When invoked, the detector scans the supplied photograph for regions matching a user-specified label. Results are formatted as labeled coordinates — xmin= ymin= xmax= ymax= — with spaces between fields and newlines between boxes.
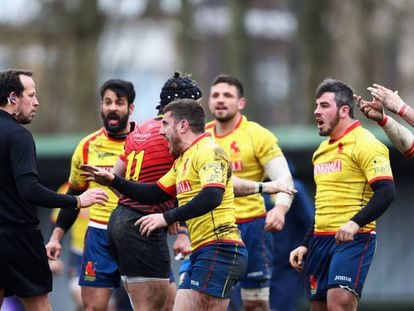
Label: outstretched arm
xmin=16 ymin=173 xmax=108 ymax=209
xmin=367 ymin=83 xmax=414 ymax=126
xmin=81 ymin=164 xmax=172 ymax=204
xmin=356 ymin=95 xmax=414 ymax=157
xmin=232 ymin=175 xmax=297 ymax=197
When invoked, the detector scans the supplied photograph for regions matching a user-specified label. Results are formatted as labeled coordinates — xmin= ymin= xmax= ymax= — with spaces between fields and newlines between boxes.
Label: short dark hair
xmin=211 ymin=74 xmax=244 ymax=97
xmin=315 ymin=78 xmax=355 ymax=118
xmin=0 ymin=69 xmax=33 ymax=107
xmin=158 ymin=72 xmax=202 ymax=113
xmin=163 ymin=98 xmax=205 ymax=134
xmin=100 ymin=79 xmax=135 ymax=105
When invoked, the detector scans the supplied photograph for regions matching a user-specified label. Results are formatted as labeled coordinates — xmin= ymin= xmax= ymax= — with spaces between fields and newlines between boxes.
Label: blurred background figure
xmin=228 ymin=161 xmax=314 ymax=311
xmin=267 ymin=162 xmax=314 ymax=311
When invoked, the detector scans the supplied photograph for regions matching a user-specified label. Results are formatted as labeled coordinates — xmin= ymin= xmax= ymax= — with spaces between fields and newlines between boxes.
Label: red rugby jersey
xmin=119 ymin=117 xmax=175 ymax=213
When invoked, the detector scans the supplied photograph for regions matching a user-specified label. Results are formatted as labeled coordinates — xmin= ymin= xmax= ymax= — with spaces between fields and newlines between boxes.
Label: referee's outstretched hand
xmin=78 ymin=188 xmax=108 ymax=208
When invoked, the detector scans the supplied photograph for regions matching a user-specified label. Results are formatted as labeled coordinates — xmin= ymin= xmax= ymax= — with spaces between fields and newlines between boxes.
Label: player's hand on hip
xmin=289 ymin=246 xmax=308 ymax=272
xmin=135 ymin=213 xmax=168 ymax=237
xmin=335 ymin=220 xmax=360 ymax=244
xmin=81 ymin=164 xmax=115 ymax=186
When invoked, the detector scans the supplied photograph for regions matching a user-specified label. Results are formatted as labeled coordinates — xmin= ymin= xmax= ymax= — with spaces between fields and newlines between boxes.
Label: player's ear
xmin=238 ymin=98 xmax=246 ymax=110
xmin=8 ymin=92 xmax=17 ymax=104
xmin=128 ymin=103 xmax=135 ymax=115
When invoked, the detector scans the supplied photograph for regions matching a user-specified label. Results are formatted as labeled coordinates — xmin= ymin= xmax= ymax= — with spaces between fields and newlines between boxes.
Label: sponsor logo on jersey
xmin=177 ymin=180 xmax=192 ymax=193
xmin=231 ymin=160 xmax=243 ymax=171
xmin=314 ymin=160 xmax=342 ymax=175
xmin=133 ymin=132 xmax=152 ymax=140
xmin=97 ymin=152 xmax=117 ymax=159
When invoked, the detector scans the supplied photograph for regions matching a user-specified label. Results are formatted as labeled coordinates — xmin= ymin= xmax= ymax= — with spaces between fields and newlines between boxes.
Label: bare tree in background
xmin=0 ymin=0 xmax=104 ymax=133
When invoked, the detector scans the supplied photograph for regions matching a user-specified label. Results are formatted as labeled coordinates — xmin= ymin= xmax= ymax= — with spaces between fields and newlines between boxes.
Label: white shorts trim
xmin=121 ymin=275 xmax=169 ymax=283
xmin=88 ymin=220 xmax=108 ymax=230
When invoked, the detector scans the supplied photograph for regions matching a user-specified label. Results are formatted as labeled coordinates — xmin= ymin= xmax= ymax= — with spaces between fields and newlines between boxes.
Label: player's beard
xmin=168 ymin=128 xmax=182 ymax=157
xmin=319 ymin=111 xmax=340 ymax=137
xmin=102 ymin=111 xmax=129 ymax=133
xmin=213 ymin=110 xmax=237 ymax=123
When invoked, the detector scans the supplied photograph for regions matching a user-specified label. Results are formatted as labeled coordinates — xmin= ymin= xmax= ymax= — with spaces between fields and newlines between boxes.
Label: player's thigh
xmin=81 ymin=286 xmax=113 ymax=310
xmin=193 ymin=290 xmax=230 ymax=311
xmin=327 ymin=287 xmax=358 ymax=311
xmin=21 ymin=294 xmax=52 ymax=311
xmin=126 ymin=279 xmax=169 ymax=311
xmin=328 ymin=233 xmax=376 ymax=299
xmin=238 ymin=218 xmax=272 ymax=287
xmin=173 ymin=289 xmax=193 ymax=311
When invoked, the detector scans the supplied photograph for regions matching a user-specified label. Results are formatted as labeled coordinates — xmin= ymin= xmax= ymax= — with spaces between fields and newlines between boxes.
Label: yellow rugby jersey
xmin=51 ymin=183 xmax=88 ymax=254
xmin=157 ymin=133 xmax=242 ymax=251
xmin=206 ymin=115 xmax=282 ymax=221
xmin=313 ymin=121 xmax=393 ymax=233
xmin=69 ymin=128 xmax=126 ymax=225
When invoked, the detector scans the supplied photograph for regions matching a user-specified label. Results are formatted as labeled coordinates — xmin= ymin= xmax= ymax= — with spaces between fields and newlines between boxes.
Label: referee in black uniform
xmin=0 ymin=69 xmax=107 ymax=310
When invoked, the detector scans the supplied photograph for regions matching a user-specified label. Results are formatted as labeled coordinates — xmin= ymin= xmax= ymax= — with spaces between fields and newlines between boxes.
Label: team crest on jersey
xmin=230 ymin=141 xmax=240 ymax=153
xmin=314 ymin=160 xmax=342 ymax=175
xmin=177 ymin=180 xmax=192 ymax=193
xmin=84 ymin=261 xmax=97 ymax=281
xmin=310 ymin=275 xmax=318 ymax=295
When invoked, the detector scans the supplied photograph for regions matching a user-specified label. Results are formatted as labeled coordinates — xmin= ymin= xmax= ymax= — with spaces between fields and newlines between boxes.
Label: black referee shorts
xmin=0 ymin=226 xmax=52 ymax=298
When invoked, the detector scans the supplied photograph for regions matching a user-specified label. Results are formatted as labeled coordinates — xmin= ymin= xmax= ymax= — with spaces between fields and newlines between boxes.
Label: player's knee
xmin=327 ymin=286 xmax=358 ymax=311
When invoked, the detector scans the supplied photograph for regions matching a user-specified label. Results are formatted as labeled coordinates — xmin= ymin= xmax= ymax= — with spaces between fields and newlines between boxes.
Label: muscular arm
xmin=110 ymin=174 xmax=172 ymax=204
xmin=350 ymin=179 xmax=396 ymax=227
xmin=232 ymin=176 xmax=259 ymax=196
xmin=264 ymin=156 xmax=295 ymax=209
xmin=380 ymin=115 xmax=414 ymax=157
xmin=16 ymin=173 xmax=77 ymax=209
xmin=163 ymin=187 xmax=224 ymax=224
xmin=367 ymin=83 xmax=414 ymax=126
